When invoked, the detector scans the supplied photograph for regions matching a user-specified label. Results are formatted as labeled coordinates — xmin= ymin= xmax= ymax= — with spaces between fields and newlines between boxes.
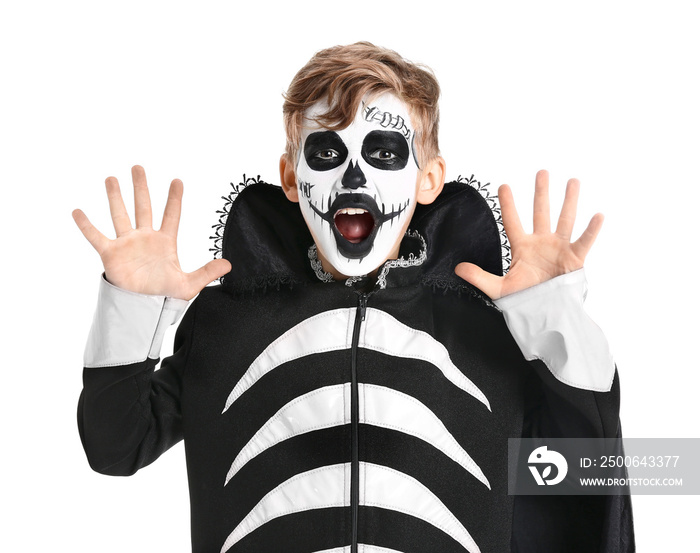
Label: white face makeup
xmin=296 ymin=93 xmax=420 ymax=277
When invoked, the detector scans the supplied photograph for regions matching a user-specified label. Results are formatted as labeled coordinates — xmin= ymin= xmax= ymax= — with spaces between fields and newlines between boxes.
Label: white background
xmin=1 ymin=1 xmax=698 ymax=550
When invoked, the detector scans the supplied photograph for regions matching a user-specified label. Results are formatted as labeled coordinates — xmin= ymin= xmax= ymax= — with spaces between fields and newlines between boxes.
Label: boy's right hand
xmin=72 ymin=165 xmax=231 ymax=300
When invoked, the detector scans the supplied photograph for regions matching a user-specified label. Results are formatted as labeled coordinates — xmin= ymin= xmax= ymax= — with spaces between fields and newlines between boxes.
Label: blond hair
xmin=283 ymin=42 xmax=440 ymax=168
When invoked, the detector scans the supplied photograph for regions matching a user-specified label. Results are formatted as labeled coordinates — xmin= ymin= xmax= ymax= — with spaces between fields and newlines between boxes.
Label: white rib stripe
xmin=361 ymin=463 xmax=481 ymax=553
xmin=225 ymin=384 xmax=489 ymax=489
xmin=359 ymin=547 xmax=405 ymax=553
xmin=222 ymin=308 xmax=489 ymax=413
xmin=312 ymin=546 xmax=405 ymax=553
xmin=220 ymin=463 xmax=480 ymax=553
xmin=224 ymin=384 xmax=350 ymax=485
xmin=220 ymin=463 xmax=350 ymax=553
xmin=361 ymin=384 xmax=490 ymax=489
xmin=360 ymin=309 xmax=490 ymax=411
xmin=222 ymin=309 xmax=355 ymax=413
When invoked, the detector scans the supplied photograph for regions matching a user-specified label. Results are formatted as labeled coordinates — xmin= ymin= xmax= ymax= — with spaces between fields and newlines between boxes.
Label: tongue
xmin=334 ymin=212 xmax=375 ymax=243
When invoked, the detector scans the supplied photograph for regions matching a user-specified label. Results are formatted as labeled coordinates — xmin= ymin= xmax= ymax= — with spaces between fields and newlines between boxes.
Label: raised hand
xmin=455 ymin=170 xmax=603 ymax=300
xmin=72 ymin=165 xmax=231 ymax=300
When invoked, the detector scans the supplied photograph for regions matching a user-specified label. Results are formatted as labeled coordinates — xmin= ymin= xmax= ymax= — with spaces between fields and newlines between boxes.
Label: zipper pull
xmin=359 ymin=294 xmax=368 ymax=321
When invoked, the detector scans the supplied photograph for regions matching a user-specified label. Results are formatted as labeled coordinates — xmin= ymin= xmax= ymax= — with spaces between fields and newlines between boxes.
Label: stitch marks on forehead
xmin=363 ymin=103 xmax=412 ymax=140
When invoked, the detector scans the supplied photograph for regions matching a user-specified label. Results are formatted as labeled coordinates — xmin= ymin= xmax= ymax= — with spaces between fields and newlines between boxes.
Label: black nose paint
xmin=342 ymin=160 xmax=367 ymax=189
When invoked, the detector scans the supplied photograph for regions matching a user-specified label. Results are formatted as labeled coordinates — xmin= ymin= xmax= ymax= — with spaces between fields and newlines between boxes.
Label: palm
xmin=73 ymin=165 xmax=231 ymax=300
xmin=455 ymin=170 xmax=603 ymax=300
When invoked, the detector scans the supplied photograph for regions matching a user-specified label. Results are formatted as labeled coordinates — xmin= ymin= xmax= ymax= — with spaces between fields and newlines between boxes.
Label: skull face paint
xmin=296 ymin=94 xmax=420 ymax=277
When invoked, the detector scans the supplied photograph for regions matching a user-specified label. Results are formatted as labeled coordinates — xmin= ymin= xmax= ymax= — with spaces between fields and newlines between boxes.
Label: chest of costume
xmin=178 ymin=281 xmax=529 ymax=553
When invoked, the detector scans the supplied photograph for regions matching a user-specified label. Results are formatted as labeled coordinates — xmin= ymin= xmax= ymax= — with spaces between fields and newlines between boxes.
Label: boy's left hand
xmin=455 ymin=169 xmax=603 ymax=300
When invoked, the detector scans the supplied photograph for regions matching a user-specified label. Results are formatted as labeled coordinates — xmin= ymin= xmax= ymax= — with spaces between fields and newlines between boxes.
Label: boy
xmin=74 ymin=43 xmax=633 ymax=552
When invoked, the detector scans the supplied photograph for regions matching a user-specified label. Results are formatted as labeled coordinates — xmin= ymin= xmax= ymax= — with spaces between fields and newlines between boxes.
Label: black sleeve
xmin=512 ymin=362 xmax=636 ymax=553
xmin=522 ymin=359 xmax=621 ymax=440
xmin=77 ymin=300 xmax=197 ymax=476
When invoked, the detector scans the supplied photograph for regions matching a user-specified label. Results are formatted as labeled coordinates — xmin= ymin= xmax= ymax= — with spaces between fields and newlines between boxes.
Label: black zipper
xmin=350 ymin=292 xmax=368 ymax=553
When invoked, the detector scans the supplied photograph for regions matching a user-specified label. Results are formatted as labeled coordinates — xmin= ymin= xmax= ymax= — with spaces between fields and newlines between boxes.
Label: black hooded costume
xmin=79 ymin=177 xmax=634 ymax=553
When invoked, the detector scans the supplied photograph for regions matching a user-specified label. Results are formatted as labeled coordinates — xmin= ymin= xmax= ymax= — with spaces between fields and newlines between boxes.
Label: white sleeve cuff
xmin=493 ymin=269 xmax=615 ymax=392
xmin=83 ymin=276 xmax=189 ymax=368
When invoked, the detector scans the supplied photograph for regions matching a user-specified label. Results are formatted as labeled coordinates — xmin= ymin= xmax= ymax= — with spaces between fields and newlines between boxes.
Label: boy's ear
xmin=416 ymin=156 xmax=446 ymax=205
xmin=279 ymin=154 xmax=299 ymax=203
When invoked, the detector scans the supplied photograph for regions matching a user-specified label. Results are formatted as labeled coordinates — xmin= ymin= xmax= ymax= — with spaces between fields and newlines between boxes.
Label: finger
xmin=498 ymin=184 xmax=525 ymax=242
xmin=455 ymin=262 xmax=503 ymax=299
xmin=184 ymin=258 xmax=233 ymax=300
xmin=132 ymin=165 xmax=153 ymax=229
xmin=105 ymin=176 xmax=132 ymax=236
xmin=72 ymin=209 xmax=109 ymax=254
xmin=572 ymin=213 xmax=604 ymax=260
xmin=533 ymin=169 xmax=550 ymax=234
xmin=555 ymin=178 xmax=580 ymax=240
xmin=160 ymin=178 xmax=183 ymax=237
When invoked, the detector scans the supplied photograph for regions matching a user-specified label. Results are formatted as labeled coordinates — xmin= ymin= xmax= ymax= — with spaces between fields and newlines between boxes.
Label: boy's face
xmin=295 ymin=93 xmax=421 ymax=278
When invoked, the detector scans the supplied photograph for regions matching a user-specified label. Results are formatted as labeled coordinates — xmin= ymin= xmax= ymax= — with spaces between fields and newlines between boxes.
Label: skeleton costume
xmin=79 ymin=179 xmax=633 ymax=553
xmin=78 ymin=96 xmax=633 ymax=553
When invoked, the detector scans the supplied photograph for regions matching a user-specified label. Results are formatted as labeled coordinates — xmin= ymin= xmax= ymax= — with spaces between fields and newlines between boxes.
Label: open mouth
xmin=334 ymin=208 xmax=375 ymax=243
xmin=308 ymin=193 xmax=409 ymax=260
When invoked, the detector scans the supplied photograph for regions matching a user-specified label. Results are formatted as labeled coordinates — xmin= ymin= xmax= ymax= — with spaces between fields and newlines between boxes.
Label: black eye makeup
xmin=304 ymin=131 xmax=348 ymax=171
xmin=361 ymin=130 xmax=409 ymax=171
